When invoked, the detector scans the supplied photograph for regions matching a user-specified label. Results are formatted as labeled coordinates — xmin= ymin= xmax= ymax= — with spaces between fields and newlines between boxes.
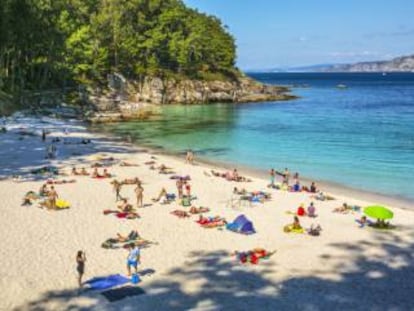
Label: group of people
xmin=269 ymin=168 xmax=318 ymax=193
xmin=38 ymin=183 xmax=59 ymax=209
xmin=71 ymin=167 xmax=89 ymax=176
xmin=112 ymin=178 xmax=144 ymax=209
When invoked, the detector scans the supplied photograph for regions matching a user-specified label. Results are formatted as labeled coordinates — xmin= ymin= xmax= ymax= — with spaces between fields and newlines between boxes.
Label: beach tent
xmin=227 ymin=214 xmax=256 ymax=235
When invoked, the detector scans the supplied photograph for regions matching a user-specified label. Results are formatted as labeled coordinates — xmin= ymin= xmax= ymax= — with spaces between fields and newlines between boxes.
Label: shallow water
xmin=93 ymin=73 xmax=414 ymax=202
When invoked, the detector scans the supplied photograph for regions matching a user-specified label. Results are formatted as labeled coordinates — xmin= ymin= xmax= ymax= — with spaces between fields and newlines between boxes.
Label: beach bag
xmin=182 ymin=197 xmax=191 ymax=206
xmin=131 ymin=273 xmax=140 ymax=284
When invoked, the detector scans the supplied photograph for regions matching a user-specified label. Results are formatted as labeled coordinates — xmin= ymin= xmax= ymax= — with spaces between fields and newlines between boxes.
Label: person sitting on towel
xmin=297 ymin=204 xmax=306 ymax=216
xmin=307 ymin=202 xmax=316 ymax=217
xmin=292 ymin=216 xmax=302 ymax=230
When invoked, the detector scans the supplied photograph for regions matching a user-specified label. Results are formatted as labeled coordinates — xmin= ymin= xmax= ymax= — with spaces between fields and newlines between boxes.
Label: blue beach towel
xmin=84 ymin=274 xmax=130 ymax=290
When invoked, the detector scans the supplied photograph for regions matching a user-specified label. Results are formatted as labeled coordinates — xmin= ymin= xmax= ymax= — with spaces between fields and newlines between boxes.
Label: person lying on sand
xmin=307 ymin=224 xmax=322 ymax=236
xmin=46 ymin=179 xmax=76 ymax=185
xmin=171 ymin=210 xmax=190 ymax=218
xmin=312 ymin=191 xmax=335 ymax=201
xmin=121 ymin=177 xmax=141 ymax=185
xmin=157 ymin=164 xmax=174 ymax=174
xmin=197 ymin=215 xmax=227 ymax=226
xmin=117 ymin=230 xmax=140 ymax=242
xmin=211 ymin=169 xmax=251 ymax=182
xmin=232 ymin=248 xmax=276 ymax=264
xmin=333 ymin=203 xmax=352 ymax=214
xmin=120 ymin=161 xmax=139 ymax=167
xmin=189 ymin=206 xmax=210 ymax=214
xmin=117 ymin=199 xmax=133 ymax=212
xmin=233 ymin=187 xmax=247 ymax=195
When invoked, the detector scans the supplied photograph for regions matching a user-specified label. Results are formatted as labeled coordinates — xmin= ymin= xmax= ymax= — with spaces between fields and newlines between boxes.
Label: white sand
xmin=0 ymin=116 xmax=413 ymax=311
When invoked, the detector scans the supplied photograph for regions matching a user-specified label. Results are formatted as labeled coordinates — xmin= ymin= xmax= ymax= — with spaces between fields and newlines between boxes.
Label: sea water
xmin=93 ymin=73 xmax=414 ymax=201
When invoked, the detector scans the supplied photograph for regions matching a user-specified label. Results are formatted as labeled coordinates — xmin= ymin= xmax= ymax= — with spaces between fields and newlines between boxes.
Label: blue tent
xmin=226 ymin=214 xmax=256 ymax=235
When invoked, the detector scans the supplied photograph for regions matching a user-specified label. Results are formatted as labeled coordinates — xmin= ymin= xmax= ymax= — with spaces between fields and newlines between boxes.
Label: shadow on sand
xmin=14 ymin=226 xmax=414 ymax=311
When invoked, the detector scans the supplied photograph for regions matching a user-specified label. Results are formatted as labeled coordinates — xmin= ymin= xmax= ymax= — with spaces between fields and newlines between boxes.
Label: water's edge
xmin=89 ymin=125 xmax=413 ymax=211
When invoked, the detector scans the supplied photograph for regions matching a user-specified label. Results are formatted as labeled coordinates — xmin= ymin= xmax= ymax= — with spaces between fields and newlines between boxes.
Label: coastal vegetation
xmin=0 ymin=0 xmax=238 ymax=107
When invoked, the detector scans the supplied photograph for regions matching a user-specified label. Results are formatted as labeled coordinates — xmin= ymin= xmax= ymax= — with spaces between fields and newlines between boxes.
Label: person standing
xmin=176 ymin=178 xmax=184 ymax=199
xmin=76 ymin=250 xmax=86 ymax=287
xmin=42 ymin=129 xmax=46 ymax=142
xmin=113 ymin=180 xmax=123 ymax=201
xmin=269 ymin=168 xmax=276 ymax=187
xmin=48 ymin=186 xmax=59 ymax=209
xmin=283 ymin=168 xmax=290 ymax=186
xmin=135 ymin=184 xmax=144 ymax=208
xmin=126 ymin=243 xmax=140 ymax=276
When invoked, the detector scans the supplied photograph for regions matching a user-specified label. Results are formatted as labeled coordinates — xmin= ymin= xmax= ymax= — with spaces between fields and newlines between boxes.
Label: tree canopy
xmin=0 ymin=0 xmax=237 ymax=98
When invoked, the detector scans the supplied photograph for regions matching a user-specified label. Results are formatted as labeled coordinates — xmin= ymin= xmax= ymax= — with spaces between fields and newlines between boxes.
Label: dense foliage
xmin=0 ymin=0 xmax=237 ymax=97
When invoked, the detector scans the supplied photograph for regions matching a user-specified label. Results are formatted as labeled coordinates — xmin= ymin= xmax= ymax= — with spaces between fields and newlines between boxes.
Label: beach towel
xmin=226 ymin=214 xmax=256 ymax=235
xmin=283 ymin=225 xmax=304 ymax=234
xmin=84 ymin=274 xmax=130 ymax=290
xmin=103 ymin=210 xmax=140 ymax=219
xmin=101 ymin=286 xmax=145 ymax=302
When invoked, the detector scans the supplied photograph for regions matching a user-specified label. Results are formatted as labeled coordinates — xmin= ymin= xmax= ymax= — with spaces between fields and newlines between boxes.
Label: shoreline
xmin=89 ymin=126 xmax=413 ymax=211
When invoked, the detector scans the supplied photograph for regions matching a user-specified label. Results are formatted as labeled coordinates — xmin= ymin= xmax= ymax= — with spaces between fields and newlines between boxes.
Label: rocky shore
xmin=87 ymin=75 xmax=296 ymax=123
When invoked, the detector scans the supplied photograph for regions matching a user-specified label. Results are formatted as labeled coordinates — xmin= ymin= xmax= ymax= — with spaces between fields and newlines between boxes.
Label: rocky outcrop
xmin=132 ymin=76 xmax=294 ymax=105
xmin=86 ymin=75 xmax=296 ymax=123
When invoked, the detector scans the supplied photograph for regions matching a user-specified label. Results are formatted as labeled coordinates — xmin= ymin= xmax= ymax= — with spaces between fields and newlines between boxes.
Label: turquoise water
xmin=93 ymin=73 xmax=414 ymax=201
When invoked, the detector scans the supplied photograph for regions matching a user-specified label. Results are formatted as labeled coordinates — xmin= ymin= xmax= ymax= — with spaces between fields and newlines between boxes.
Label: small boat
xmin=336 ymin=84 xmax=347 ymax=89
xmin=382 ymin=72 xmax=387 ymax=76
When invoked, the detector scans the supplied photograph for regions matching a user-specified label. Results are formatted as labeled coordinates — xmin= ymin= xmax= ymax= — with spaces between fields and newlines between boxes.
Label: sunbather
xmin=117 ymin=199 xmax=133 ymax=212
xmin=117 ymin=230 xmax=140 ymax=242
xmin=284 ymin=216 xmax=303 ymax=233
xmin=152 ymin=188 xmax=168 ymax=202
xmin=80 ymin=168 xmax=89 ymax=176
xmin=72 ymin=167 xmax=80 ymax=175
xmin=121 ymin=177 xmax=140 ymax=185
xmin=120 ymin=161 xmax=139 ymax=167
xmin=307 ymin=224 xmax=322 ymax=236
xmin=333 ymin=203 xmax=351 ymax=214
xmin=189 ymin=206 xmax=210 ymax=214
xmin=171 ymin=210 xmax=190 ymax=218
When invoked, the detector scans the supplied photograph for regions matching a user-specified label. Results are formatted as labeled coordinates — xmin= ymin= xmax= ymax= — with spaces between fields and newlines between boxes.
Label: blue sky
xmin=184 ymin=0 xmax=414 ymax=69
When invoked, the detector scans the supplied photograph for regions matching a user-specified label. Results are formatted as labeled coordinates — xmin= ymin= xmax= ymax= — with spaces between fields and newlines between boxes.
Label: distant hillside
xmin=306 ymin=55 xmax=414 ymax=73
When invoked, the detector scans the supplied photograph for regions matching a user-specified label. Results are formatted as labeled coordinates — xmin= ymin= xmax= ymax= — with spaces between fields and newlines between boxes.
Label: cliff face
xmin=87 ymin=76 xmax=296 ymax=123
xmin=323 ymin=54 xmax=414 ymax=72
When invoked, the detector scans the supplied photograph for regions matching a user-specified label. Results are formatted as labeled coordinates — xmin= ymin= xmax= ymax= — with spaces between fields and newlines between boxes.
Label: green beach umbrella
xmin=364 ymin=205 xmax=393 ymax=220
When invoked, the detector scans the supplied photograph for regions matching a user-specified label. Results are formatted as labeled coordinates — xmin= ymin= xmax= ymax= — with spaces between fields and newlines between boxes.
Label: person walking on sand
xmin=113 ymin=180 xmax=123 ymax=201
xmin=76 ymin=250 xmax=86 ymax=287
xmin=126 ymin=243 xmax=140 ymax=276
xmin=269 ymin=168 xmax=276 ymax=188
xmin=176 ymin=178 xmax=184 ymax=199
xmin=48 ymin=186 xmax=59 ymax=209
xmin=282 ymin=168 xmax=290 ymax=186
xmin=135 ymin=184 xmax=144 ymax=208
xmin=185 ymin=150 xmax=194 ymax=165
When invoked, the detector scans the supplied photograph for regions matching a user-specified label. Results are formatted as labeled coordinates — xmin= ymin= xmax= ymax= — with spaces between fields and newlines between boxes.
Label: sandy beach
xmin=0 ymin=115 xmax=413 ymax=311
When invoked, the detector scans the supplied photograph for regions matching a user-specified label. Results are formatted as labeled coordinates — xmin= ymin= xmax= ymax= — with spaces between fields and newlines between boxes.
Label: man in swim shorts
xmin=126 ymin=243 xmax=140 ymax=275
